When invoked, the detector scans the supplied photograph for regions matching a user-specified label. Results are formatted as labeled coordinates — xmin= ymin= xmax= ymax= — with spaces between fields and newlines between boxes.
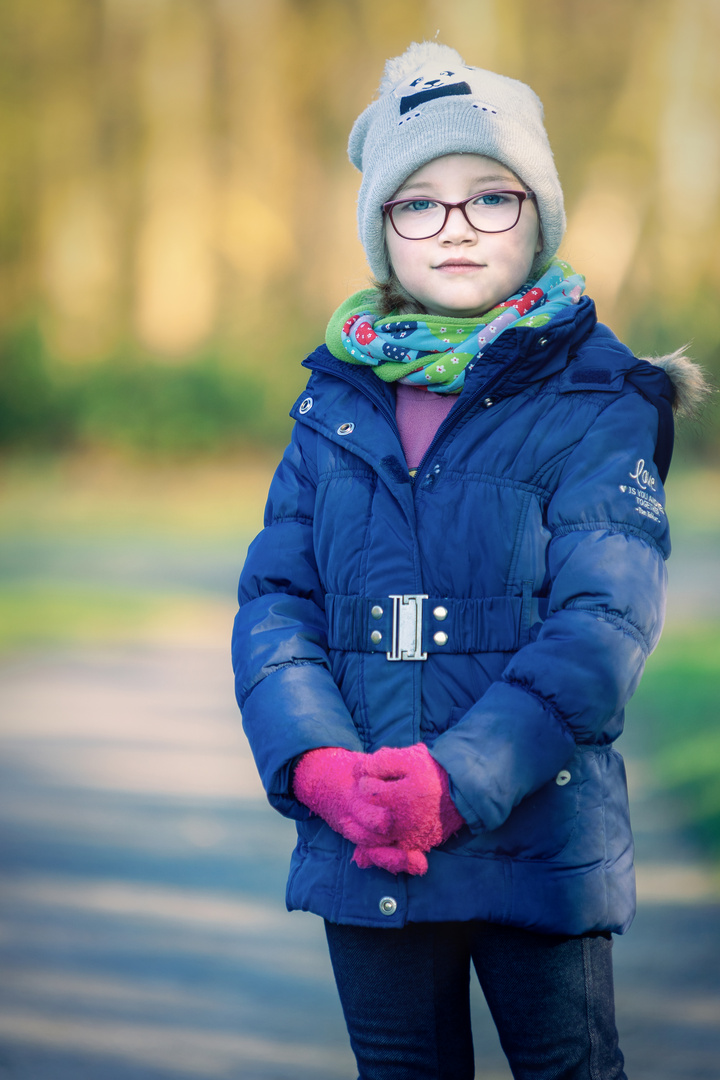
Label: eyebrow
xmin=395 ymin=174 xmax=520 ymax=195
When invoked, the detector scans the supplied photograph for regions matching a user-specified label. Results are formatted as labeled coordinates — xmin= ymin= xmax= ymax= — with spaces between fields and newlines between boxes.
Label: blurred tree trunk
xmin=0 ymin=0 xmax=717 ymax=390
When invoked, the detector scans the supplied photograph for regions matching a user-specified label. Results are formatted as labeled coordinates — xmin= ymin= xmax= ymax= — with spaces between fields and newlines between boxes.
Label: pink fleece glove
xmin=293 ymin=747 xmax=391 ymax=845
xmin=352 ymin=743 xmax=465 ymax=876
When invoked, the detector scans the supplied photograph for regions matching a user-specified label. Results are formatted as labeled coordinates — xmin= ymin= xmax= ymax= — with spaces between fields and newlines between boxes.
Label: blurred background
xmin=0 ymin=0 xmax=719 ymax=454
xmin=0 ymin=0 xmax=719 ymax=1077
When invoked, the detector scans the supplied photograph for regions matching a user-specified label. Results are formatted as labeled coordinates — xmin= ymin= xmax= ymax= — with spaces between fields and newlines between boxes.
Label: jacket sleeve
xmin=232 ymin=423 xmax=364 ymax=819
xmin=431 ymin=389 xmax=670 ymax=833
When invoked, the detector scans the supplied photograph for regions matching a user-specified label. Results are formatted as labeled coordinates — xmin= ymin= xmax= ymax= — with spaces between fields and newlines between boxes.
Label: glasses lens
xmin=390 ymin=199 xmax=446 ymax=239
xmin=466 ymin=191 xmax=521 ymax=233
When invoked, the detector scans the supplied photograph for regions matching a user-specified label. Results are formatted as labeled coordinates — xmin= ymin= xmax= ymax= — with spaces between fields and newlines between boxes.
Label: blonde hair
xmin=371 ymin=273 xmax=426 ymax=318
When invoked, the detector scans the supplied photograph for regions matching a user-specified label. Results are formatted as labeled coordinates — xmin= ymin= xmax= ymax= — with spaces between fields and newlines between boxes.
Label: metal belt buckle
xmin=387 ymin=594 xmax=428 ymax=661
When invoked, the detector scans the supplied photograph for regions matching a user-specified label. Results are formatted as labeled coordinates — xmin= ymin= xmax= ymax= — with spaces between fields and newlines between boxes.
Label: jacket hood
xmin=643 ymin=349 xmax=712 ymax=419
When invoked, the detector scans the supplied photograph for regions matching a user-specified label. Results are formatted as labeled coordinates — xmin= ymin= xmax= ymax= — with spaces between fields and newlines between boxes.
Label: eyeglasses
xmin=382 ymin=189 xmax=536 ymax=240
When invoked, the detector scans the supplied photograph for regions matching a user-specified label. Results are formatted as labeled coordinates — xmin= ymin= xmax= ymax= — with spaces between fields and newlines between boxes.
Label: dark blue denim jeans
xmin=324 ymin=919 xmax=627 ymax=1080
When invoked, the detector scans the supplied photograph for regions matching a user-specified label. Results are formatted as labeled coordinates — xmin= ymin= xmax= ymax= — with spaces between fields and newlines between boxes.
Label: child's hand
xmin=353 ymin=844 xmax=429 ymax=876
xmin=294 ymin=743 xmax=464 ymax=874
xmin=350 ymin=744 xmax=465 ymax=874
xmin=293 ymin=747 xmax=394 ymax=845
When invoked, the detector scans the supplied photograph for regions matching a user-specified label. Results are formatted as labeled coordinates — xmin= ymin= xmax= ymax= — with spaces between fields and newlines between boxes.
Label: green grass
xmin=631 ymin=620 xmax=720 ymax=856
xmin=0 ymin=581 xmax=232 ymax=652
xmin=0 ymin=453 xmax=274 ymax=539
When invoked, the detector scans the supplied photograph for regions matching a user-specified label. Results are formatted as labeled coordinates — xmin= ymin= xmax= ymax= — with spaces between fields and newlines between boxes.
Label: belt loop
xmin=519 ymin=580 xmax=533 ymax=647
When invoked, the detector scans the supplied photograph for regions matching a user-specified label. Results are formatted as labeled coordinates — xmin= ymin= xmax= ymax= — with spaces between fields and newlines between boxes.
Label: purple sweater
xmin=395 ymin=383 xmax=458 ymax=470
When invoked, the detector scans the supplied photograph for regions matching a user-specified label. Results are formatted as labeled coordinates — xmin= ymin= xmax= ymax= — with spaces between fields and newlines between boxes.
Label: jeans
xmin=324 ymin=920 xmax=627 ymax=1080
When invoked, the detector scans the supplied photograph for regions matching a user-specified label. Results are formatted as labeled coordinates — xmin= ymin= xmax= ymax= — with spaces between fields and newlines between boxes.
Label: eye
xmin=473 ymin=191 xmax=513 ymax=208
xmin=440 ymin=70 xmax=454 ymax=76
xmin=395 ymin=198 xmax=437 ymax=215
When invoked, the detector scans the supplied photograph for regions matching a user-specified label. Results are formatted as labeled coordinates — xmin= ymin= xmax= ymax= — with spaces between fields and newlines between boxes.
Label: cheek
xmin=384 ymin=228 xmax=416 ymax=285
xmin=509 ymin=219 xmax=542 ymax=271
xmin=384 ymin=225 xmax=403 ymax=268
xmin=525 ymin=209 xmax=542 ymax=256
xmin=498 ymin=231 xmax=536 ymax=269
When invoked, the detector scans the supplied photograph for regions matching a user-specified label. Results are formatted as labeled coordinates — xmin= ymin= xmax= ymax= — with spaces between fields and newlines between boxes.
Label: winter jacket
xmin=232 ymin=296 xmax=678 ymax=935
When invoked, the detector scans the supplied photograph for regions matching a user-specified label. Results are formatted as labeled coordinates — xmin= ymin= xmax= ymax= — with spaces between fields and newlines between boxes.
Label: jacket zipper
xmin=305 ymin=348 xmax=526 ymax=484
xmin=412 ymin=353 xmax=527 ymax=486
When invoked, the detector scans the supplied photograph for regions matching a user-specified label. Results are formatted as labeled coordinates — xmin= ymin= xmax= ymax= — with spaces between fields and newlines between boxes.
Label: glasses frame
xmin=382 ymin=189 xmax=536 ymax=240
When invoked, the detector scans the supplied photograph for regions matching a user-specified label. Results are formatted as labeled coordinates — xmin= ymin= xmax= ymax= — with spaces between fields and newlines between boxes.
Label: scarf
xmin=326 ymin=258 xmax=585 ymax=394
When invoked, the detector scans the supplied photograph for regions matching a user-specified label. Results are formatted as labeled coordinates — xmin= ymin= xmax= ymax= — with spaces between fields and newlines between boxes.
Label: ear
xmin=535 ymin=225 xmax=544 ymax=255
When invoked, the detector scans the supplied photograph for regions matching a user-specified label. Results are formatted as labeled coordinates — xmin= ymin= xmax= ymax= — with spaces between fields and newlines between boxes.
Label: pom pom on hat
xmin=348 ymin=41 xmax=565 ymax=283
xmin=378 ymin=41 xmax=466 ymax=95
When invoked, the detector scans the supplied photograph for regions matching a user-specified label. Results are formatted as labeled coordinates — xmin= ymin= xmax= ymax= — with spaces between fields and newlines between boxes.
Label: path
xmin=0 ymin=532 xmax=718 ymax=1078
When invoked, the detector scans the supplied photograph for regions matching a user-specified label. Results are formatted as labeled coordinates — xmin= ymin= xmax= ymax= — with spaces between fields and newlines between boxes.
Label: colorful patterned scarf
xmin=326 ymin=258 xmax=585 ymax=394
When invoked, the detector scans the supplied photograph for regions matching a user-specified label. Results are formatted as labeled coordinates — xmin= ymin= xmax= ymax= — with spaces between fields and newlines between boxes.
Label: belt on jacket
xmin=325 ymin=593 xmax=548 ymax=660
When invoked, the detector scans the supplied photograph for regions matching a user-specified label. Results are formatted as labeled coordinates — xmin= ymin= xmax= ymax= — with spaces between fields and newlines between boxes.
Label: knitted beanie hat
xmin=349 ymin=41 xmax=565 ymax=283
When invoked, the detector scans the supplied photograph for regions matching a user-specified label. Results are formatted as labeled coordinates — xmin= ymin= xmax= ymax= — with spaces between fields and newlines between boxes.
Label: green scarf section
xmin=324 ymin=259 xmax=586 ymax=393
xmin=325 ymin=289 xmax=490 ymax=383
xmin=326 ymin=288 xmax=383 ymax=365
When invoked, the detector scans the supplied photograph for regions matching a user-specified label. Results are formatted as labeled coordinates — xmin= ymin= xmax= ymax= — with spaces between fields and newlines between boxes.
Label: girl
xmin=232 ymin=42 xmax=704 ymax=1080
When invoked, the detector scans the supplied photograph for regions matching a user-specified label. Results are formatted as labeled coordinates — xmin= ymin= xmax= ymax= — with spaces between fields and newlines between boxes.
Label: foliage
xmin=0 ymin=312 xmax=716 ymax=460
xmin=632 ymin=621 xmax=720 ymax=856
xmin=0 ymin=323 xmax=76 ymax=449
xmin=0 ymin=321 xmax=300 ymax=455
xmin=0 ymin=0 xmax=719 ymax=456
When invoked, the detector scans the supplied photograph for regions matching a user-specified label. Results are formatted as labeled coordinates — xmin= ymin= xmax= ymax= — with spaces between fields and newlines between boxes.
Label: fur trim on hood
xmin=643 ymin=348 xmax=713 ymax=419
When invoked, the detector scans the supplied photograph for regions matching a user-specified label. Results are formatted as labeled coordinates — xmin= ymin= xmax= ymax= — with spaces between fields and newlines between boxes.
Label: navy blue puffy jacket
xmin=233 ymin=297 xmax=674 ymax=934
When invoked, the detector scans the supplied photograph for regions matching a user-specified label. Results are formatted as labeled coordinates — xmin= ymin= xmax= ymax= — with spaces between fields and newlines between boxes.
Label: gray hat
xmin=349 ymin=42 xmax=565 ymax=282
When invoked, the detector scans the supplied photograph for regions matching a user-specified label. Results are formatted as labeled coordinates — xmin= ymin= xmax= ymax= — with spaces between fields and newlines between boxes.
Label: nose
xmin=439 ymin=205 xmax=477 ymax=243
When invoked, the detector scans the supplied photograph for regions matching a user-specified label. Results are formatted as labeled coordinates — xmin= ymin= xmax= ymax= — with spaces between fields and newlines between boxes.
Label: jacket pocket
xmin=446 ymin=737 xmax=588 ymax=862
xmin=424 ymin=703 xmax=471 ymax=741
xmin=295 ymin=817 xmax=340 ymax=853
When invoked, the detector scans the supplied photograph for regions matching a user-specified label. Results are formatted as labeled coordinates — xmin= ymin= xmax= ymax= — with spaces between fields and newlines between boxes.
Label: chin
xmin=435 ymin=300 xmax=493 ymax=319
xmin=437 ymin=288 xmax=500 ymax=317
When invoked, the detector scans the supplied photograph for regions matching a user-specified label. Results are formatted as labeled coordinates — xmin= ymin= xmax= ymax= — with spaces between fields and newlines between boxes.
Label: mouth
xmin=433 ymin=259 xmax=484 ymax=272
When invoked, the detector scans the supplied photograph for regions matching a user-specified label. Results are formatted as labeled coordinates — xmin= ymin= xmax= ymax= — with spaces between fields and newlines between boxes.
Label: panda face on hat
xmin=392 ymin=62 xmax=498 ymax=120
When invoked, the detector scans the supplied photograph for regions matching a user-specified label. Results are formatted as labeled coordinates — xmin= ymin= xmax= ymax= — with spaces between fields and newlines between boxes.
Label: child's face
xmin=384 ymin=153 xmax=542 ymax=318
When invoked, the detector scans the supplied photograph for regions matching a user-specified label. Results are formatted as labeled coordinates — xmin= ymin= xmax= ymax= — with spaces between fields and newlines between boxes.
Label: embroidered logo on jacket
xmin=629 ymin=459 xmax=657 ymax=492
xmin=619 ymin=459 xmax=664 ymax=523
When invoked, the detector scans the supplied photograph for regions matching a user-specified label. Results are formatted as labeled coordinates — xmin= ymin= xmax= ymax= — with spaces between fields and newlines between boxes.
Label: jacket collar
xmin=304 ymin=296 xmax=599 ymax=406
xmin=293 ymin=298 xmax=605 ymax=504
xmin=464 ymin=296 xmax=598 ymax=397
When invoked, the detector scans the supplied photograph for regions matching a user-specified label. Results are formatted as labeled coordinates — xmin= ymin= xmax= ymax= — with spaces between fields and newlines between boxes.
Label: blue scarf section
xmin=331 ymin=258 xmax=585 ymax=393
